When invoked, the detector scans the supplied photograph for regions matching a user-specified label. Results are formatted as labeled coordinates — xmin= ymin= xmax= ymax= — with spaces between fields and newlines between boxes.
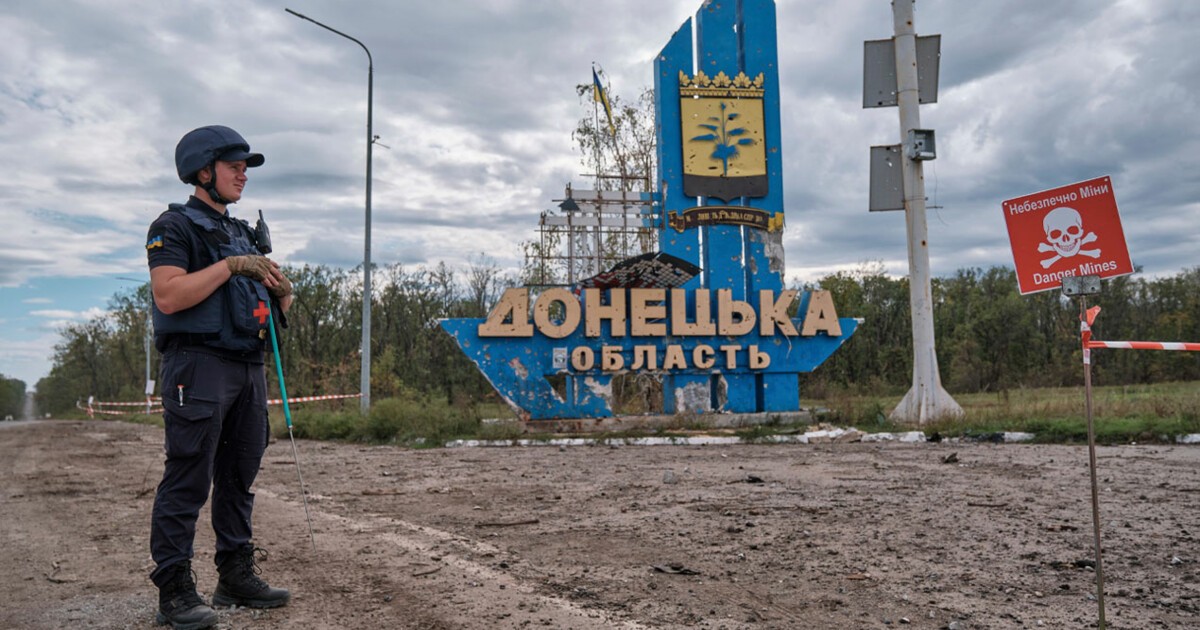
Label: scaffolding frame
xmin=530 ymin=179 xmax=658 ymax=286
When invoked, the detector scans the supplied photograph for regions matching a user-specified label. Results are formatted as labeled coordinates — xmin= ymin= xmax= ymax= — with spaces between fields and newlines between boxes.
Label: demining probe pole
xmin=286 ymin=7 xmax=374 ymax=415
xmin=268 ymin=309 xmax=317 ymax=553
xmin=1079 ymin=295 xmax=1107 ymax=629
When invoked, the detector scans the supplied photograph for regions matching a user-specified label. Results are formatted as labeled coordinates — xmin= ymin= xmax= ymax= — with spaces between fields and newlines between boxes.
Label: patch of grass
xmin=810 ymin=391 xmax=903 ymax=430
xmin=1019 ymin=415 xmax=1194 ymax=445
xmin=734 ymin=423 xmax=788 ymax=442
xmin=807 ymin=380 xmax=1200 ymax=443
xmin=369 ymin=395 xmax=479 ymax=446
xmin=475 ymin=419 xmax=525 ymax=442
xmin=281 ymin=409 xmax=363 ymax=441
xmin=123 ymin=413 xmax=164 ymax=428
xmin=276 ymin=391 xmax=480 ymax=446
xmin=51 ymin=409 xmax=96 ymax=421
xmin=473 ymin=402 xmax=520 ymax=421
xmin=119 ymin=380 xmax=1199 ymax=447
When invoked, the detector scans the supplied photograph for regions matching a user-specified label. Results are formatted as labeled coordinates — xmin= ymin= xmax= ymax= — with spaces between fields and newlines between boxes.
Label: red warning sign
xmin=1001 ymin=175 xmax=1133 ymax=295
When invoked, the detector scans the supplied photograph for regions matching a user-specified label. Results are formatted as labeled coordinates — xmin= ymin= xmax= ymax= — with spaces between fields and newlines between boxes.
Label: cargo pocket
xmin=162 ymin=398 xmax=218 ymax=459
xmin=160 ymin=351 xmax=219 ymax=459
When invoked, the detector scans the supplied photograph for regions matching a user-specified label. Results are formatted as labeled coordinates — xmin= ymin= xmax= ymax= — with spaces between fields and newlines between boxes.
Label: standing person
xmin=146 ymin=125 xmax=293 ymax=629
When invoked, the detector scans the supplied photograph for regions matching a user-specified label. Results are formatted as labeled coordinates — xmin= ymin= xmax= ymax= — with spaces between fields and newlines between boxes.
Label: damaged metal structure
xmin=441 ymin=0 xmax=858 ymax=421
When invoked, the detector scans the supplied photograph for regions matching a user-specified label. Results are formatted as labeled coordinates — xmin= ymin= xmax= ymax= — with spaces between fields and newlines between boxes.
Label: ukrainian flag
xmin=592 ymin=68 xmax=615 ymax=137
xmin=146 ymin=235 xmax=164 ymax=250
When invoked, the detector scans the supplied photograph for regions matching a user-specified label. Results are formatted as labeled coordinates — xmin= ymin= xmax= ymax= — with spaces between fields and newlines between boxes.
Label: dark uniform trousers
xmin=149 ymin=349 xmax=269 ymax=587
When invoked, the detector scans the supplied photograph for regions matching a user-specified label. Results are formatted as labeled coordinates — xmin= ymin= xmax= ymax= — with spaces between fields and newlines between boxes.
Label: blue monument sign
xmin=441 ymin=0 xmax=857 ymax=421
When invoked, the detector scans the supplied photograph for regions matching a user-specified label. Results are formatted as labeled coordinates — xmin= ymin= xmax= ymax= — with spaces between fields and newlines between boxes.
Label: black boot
xmin=156 ymin=560 xmax=218 ymax=629
xmin=212 ymin=545 xmax=290 ymax=609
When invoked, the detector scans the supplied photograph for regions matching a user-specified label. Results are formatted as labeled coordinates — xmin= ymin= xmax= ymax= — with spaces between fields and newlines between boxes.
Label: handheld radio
xmin=254 ymin=209 xmax=272 ymax=254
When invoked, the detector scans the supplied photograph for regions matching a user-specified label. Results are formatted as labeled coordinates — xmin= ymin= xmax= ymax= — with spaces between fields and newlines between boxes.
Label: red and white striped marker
xmin=267 ymin=393 xmax=362 ymax=405
xmin=80 ymin=392 xmax=363 ymax=415
xmin=1087 ymin=341 xmax=1200 ymax=352
xmin=1082 ymin=306 xmax=1200 ymax=355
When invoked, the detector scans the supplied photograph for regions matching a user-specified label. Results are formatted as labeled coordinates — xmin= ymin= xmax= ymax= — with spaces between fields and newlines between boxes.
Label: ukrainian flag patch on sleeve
xmin=146 ymin=234 xmax=164 ymax=250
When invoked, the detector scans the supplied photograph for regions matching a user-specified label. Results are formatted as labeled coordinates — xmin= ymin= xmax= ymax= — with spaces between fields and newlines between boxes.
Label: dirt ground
xmin=2 ymin=419 xmax=1199 ymax=629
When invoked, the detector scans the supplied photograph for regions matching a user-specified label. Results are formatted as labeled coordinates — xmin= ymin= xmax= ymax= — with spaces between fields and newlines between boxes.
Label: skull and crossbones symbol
xmin=1038 ymin=206 xmax=1100 ymax=268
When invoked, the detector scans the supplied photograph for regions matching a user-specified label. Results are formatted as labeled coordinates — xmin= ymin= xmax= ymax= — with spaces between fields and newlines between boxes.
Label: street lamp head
xmin=285 ymin=8 xmax=372 ymax=65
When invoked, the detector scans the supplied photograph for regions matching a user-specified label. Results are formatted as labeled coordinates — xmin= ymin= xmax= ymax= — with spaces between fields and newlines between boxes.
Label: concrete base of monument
xmin=487 ymin=410 xmax=817 ymax=435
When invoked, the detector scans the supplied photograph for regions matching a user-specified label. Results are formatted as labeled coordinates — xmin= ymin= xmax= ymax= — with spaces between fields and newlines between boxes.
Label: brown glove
xmin=270 ymin=273 xmax=293 ymax=299
xmin=225 ymin=255 xmax=275 ymax=282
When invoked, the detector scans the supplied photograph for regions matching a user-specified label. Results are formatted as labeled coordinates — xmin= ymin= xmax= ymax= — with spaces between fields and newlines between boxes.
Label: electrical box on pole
xmin=906 ymin=129 xmax=936 ymax=160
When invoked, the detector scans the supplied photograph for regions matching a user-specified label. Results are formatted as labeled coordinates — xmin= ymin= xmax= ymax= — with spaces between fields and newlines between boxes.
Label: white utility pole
xmin=889 ymin=0 xmax=962 ymax=423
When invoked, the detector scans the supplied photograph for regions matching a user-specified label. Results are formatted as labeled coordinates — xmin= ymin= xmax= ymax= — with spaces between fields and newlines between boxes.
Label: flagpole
xmin=591 ymin=64 xmax=604 ymax=276
xmin=591 ymin=63 xmax=603 ymax=185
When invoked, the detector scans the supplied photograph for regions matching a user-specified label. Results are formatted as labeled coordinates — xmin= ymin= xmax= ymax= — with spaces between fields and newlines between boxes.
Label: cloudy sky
xmin=1 ymin=0 xmax=1197 ymax=389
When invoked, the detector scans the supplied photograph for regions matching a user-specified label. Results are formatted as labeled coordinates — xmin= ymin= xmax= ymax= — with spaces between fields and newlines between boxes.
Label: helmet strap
xmin=201 ymin=161 xmax=234 ymax=206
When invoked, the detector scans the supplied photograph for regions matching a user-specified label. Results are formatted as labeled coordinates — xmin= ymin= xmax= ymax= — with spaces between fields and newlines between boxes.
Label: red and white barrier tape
xmin=77 ymin=400 xmax=162 ymax=418
xmin=267 ymin=393 xmax=362 ymax=405
xmin=1081 ymin=306 xmax=1200 ymax=362
xmin=80 ymin=392 xmax=362 ymax=418
xmin=1088 ymin=341 xmax=1200 ymax=352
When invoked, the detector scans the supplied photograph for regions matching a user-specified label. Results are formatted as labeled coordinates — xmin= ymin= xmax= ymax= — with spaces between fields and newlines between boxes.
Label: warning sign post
xmin=1001 ymin=175 xmax=1133 ymax=295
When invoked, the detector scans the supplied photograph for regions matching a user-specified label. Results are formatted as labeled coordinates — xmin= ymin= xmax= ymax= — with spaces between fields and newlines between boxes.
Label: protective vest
xmin=152 ymin=203 xmax=271 ymax=353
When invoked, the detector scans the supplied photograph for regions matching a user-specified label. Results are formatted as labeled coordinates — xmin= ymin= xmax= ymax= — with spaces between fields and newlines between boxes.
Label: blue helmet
xmin=174 ymin=125 xmax=264 ymax=185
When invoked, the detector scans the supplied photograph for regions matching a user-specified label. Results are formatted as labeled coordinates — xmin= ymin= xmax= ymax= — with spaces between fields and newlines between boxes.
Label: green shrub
xmin=281 ymin=409 xmax=363 ymax=441
xmin=367 ymin=395 xmax=478 ymax=445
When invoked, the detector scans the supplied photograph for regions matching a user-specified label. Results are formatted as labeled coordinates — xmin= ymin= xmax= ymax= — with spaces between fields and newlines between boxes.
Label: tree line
xmin=0 ymin=375 xmax=25 ymax=419
xmin=32 ymin=260 xmax=1200 ymax=417
xmin=808 ymin=264 xmax=1200 ymax=395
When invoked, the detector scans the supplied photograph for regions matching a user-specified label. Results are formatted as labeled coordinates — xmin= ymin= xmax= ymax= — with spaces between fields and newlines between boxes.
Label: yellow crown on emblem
xmin=679 ymin=70 xmax=765 ymax=98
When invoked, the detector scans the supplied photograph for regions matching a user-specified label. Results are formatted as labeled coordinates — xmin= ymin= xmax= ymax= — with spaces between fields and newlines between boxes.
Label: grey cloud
xmin=1 ymin=0 xmax=1198 ymax=287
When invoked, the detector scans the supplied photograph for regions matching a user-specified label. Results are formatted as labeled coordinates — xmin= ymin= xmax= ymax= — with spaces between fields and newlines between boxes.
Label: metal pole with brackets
xmin=864 ymin=0 xmax=962 ymax=423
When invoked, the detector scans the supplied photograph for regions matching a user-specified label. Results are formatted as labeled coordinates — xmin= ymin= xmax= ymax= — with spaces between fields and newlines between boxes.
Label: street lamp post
xmin=286 ymin=8 xmax=374 ymax=414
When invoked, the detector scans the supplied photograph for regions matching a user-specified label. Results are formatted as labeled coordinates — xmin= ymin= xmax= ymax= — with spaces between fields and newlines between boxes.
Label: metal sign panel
xmin=869 ymin=144 xmax=905 ymax=211
xmin=862 ymin=35 xmax=941 ymax=108
xmin=1002 ymin=175 xmax=1134 ymax=295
